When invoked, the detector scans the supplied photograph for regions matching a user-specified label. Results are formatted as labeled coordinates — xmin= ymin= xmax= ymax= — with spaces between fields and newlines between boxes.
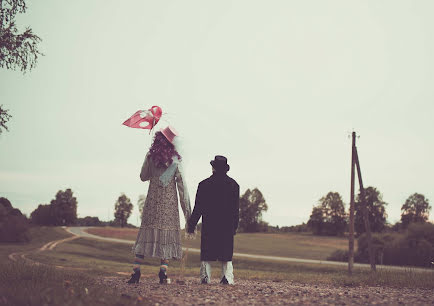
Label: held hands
xmin=184 ymin=231 xmax=196 ymax=240
xmin=184 ymin=222 xmax=197 ymax=240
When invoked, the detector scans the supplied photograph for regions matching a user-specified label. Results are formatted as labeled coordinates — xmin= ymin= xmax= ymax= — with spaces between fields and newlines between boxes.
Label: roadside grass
xmin=86 ymin=227 xmax=348 ymax=260
xmin=0 ymin=227 xmax=151 ymax=305
xmin=0 ymin=226 xmax=71 ymax=260
xmin=28 ymin=237 xmax=434 ymax=289
xmin=0 ymin=261 xmax=151 ymax=306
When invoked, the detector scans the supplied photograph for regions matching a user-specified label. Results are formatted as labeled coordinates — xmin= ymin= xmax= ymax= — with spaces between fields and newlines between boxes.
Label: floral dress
xmin=132 ymin=153 xmax=191 ymax=259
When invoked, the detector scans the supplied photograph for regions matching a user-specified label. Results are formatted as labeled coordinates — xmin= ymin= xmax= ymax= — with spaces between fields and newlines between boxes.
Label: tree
xmin=401 ymin=193 xmax=431 ymax=228
xmin=30 ymin=203 xmax=54 ymax=225
xmin=355 ymin=187 xmax=387 ymax=235
xmin=307 ymin=192 xmax=347 ymax=236
xmin=50 ymin=189 xmax=77 ymax=225
xmin=239 ymin=188 xmax=268 ymax=232
xmin=307 ymin=206 xmax=325 ymax=235
xmin=114 ymin=194 xmax=133 ymax=228
xmin=137 ymin=194 xmax=146 ymax=218
xmin=76 ymin=216 xmax=102 ymax=226
xmin=0 ymin=0 xmax=42 ymax=73
xmin=30 ymin=189 xmax=77 ymax=226
xmin=0 ymin=197 xmax=29 ymax=242
xmin=0 ymin=105 xmax=11 ymax=134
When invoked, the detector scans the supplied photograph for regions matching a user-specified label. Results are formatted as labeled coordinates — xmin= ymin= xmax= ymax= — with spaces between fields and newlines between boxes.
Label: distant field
xmin=86 ymin=227 xmax=349 ymax=260
xmin=26 ymin=233 xmax=434 ymax=289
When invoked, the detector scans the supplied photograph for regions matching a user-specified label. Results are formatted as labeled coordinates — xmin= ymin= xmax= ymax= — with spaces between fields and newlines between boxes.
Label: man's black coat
xmin=187 ymin=172 xmax=239 ymax=262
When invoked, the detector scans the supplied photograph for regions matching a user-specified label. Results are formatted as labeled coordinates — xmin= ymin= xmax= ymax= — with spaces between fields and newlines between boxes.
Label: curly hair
xmin=148 ymin=131 xmax=181 ymax=168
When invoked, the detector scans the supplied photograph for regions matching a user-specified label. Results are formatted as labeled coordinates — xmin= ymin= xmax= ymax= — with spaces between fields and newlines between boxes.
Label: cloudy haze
xmin=1 ymin=0 xmax=433 ymax=227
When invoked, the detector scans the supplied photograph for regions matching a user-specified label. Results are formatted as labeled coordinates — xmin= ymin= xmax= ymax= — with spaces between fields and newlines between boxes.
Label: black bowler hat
xmin=210 ymin=155 xmax=230 ymax=172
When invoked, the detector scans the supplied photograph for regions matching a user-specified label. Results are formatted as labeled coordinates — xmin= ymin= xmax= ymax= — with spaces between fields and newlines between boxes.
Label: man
xmin=187 ymin=155 xmax=240 ymax=284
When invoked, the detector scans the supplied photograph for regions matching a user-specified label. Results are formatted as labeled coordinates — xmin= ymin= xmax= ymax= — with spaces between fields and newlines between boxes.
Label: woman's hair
xmin=148 ymin=131 xmax=181 ymax=168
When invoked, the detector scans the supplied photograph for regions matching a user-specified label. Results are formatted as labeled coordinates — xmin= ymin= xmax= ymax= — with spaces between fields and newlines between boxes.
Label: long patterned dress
xmin=132 ymin=153 xmax=191 ymax=259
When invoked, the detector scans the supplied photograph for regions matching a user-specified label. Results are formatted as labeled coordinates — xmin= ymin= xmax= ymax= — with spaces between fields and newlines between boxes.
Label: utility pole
xmin=354 ymin=148 xmax=376 ymax=271
xmin=348 ymin=131 xmax=376 ymax=273
xmin=348 ymin=132 xmax=356 ymax=274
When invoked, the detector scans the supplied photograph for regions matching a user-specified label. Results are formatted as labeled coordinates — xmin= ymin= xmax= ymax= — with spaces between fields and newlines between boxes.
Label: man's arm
xmin=187 ymin=182 xmax=203 ymax=233
xmin=233 ymin=183 xmax=240 ymax=235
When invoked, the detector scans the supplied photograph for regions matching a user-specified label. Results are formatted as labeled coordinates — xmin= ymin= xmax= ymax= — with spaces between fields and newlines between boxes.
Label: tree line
xmin=306 ymin=187 xmax=431 ymax=236
xmin=101 ymin=188 xmax=270 ymax=232
xmin=0 ymin=186 xmax=270 ymax=243
xmin=1 ymin=186 xmax=430 ymax=243
xmin=0 ymin=189 xmax=138 ymax=243
xmin=305 ymin=188 xmax=433 ymax=268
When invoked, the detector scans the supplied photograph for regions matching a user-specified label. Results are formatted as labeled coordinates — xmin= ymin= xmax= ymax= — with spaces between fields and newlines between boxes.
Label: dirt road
xmin=68 ymin=226 xmax=434 ymax=273
xmin=101 ymin=275 xmax=434 ymax=305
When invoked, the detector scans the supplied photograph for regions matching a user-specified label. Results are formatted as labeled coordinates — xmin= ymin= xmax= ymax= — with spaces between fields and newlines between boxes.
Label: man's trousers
xmin=200 ymin=261 xmax=234 ymax=284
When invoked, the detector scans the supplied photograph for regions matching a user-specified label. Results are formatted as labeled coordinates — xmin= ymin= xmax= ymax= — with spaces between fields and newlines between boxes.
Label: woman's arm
xmin=140 ymin=153 xmax=152 ymax=182
xmin=175 ymin=163 xmax=192 ymax=224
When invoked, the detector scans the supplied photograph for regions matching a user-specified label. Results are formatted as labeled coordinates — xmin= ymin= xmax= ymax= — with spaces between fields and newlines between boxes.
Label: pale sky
xmin=1 ymin=0 xmax=433 ymax=227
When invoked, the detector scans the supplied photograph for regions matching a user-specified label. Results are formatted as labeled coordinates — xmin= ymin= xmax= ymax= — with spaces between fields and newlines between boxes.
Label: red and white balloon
xmin=123 ymin=106 xmax=163 ymax=131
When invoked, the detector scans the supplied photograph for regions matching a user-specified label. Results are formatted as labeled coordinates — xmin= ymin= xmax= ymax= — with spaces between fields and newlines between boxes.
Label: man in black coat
xmin=187 ymin=155 xmax=240 ymax=284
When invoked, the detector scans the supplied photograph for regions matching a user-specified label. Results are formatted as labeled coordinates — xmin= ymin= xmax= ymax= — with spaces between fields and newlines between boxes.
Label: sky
xmin=1 ymin=0 xmax=433 ymax=227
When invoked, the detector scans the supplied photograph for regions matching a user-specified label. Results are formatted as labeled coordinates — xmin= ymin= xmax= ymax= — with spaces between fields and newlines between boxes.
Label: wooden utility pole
xmin=354 ymin=149 xmax=376 ymax=271
xmin=348 ymin=131 xmax=376 ymax=273
xmin=348 ymin=132 xmax=356 ymax=274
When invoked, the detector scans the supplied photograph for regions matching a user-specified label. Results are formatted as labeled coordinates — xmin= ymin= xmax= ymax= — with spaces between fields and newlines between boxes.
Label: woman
xmin=128 ymin=126 xmax=191 ymax=284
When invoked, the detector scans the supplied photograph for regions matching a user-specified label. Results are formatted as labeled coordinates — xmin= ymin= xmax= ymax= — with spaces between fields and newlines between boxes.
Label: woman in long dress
xmin=127 ymin=126 xmax=191 ymax=284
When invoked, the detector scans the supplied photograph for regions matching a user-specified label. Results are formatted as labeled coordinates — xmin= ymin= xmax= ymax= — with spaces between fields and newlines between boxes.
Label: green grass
xmin=0 ymin=227 xmax=151 ymax=305
xmin=87 ymin=227 xmax=349 ymax=260
xmin=232 ymin=232 xmax=348 ymax=259
xmin=1 ymin=226 xmax=433 ymax=306
xmin=0 ymin=226 xmax=72 ymax=260
xmin=0 ymin=261 xmax=151 ymax=306
xmin=28 ymin=236 xmax=434 ymax=289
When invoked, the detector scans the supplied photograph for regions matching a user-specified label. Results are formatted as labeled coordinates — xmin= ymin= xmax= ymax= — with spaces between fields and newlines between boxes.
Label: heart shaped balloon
xmin=123 ymin=106 xmax=163 ymax=131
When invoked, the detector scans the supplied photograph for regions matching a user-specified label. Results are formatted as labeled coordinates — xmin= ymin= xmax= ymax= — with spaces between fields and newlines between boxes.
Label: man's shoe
xmin=220 ymin=276 xmax=229 ymax=285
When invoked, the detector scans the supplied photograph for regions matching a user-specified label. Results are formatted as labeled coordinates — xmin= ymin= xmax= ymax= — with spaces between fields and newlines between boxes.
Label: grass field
xmin=27 ymin=231 xmax=434 ymax=289
xmin=1 ymin=226 xmax=433 ymax=306
xmin=86 ymin=227 xmax=349 ymax=260
xmin=0 ymin=226 xmax=71 ymax=260
xmin=0 ymin=226 xmax=150 ymax=305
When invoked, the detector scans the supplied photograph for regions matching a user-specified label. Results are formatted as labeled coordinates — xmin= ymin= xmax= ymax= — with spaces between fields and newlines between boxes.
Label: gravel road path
xmin=100 ymin=275 xmax=434 ymax=305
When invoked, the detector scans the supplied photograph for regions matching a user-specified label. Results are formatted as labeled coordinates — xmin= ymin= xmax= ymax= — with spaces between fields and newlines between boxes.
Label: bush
xmin=0 ymin=215 xmax=30 ymax=242
xmin=76 ymin=216 xmax=103 ymax=226
xmin=0 ymin=197 xmax=30 ymax=242
xmin=30 ymin=204 xmax=56 ymax=225
xmin=280 ymin=223 xmax=309 ymax=233
xmin=107 ymin=219 xmax=137 ymax=228
xmin=327 ymin=249 xmax=349 ymax=262
xmin=407 ymin=222 xmax=434 ymax=244
xmin=356 ymin=223 xmax=434 ymax=267
xmin=382 ymin=223 xmax=434 ymax=267
xmin=356 ymin=233 xmax=393 ymax=264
